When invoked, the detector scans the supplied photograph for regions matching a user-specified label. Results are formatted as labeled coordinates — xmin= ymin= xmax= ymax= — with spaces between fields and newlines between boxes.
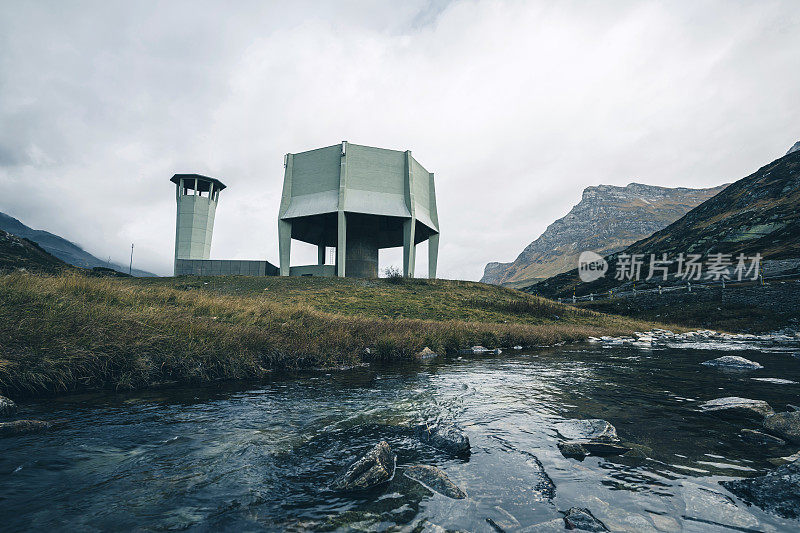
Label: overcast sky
xmin=1 ymin=0 xmax=798 ymax=279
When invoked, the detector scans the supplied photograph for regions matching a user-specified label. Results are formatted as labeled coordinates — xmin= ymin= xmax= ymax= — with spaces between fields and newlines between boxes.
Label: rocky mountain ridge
xmin=0 ymin=211 xmax=155 ymax=277
xmin=482 ymin=182 xmax=727 ymax=287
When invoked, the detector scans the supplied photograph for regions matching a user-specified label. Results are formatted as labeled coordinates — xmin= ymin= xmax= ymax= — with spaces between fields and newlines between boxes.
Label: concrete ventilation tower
xmin=278 ymin=142 xmax=439 ymax=278
xmin=171 ymin=174 xmax=226 ymax=274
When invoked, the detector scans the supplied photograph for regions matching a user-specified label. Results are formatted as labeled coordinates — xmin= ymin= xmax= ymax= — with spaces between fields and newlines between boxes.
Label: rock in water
xmin=416 ymin=424 xmax=470 ymax=456
xmin=763 ymin=411 xmax=800 ymax=444
xmin=698 ymin=397 xmax=774 ymax=418
xmin=0 ymin=395 xmax=17 ymax=416
xmin=403 ymin=465 xmax=466 ymax=499
xmin=562 ymin=507 xmax=608 ymax=531
xmin=558 ymin=441 xmax=588 ymax=459
xmin=721 ymin=459 xmax=800 ymax=519
xmin=556 ymin=419 xmax=618 ymax=443
xmin=0 ymin=420 xmax=51 ymax=437
xmin=700 ymin=356 xmax=763 ymax=369
xmin=332 ymin=441 xmax=396 ymax=491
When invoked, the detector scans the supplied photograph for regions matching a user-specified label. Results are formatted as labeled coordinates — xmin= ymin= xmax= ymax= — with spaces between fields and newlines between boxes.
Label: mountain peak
xmin=481 ymin=182 xmax=727 ymax=286
xmin=787 ymin=141 xmax=800 ymax=156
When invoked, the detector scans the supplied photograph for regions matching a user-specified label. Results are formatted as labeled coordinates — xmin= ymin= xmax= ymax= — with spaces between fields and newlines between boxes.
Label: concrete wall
xmin=175 ymin=259 xmax=278 ymax=276
xmin=289 ymin=264 xmax=336 ymax=277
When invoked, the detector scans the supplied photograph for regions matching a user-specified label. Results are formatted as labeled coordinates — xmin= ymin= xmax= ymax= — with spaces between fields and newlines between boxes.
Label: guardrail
xmin=555 ymin=272 xmax=800 ymax=304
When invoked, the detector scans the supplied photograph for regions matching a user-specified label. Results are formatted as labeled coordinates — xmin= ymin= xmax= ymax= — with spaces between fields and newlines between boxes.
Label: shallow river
xmin=2 ymin=344 xmax=800 ymax=532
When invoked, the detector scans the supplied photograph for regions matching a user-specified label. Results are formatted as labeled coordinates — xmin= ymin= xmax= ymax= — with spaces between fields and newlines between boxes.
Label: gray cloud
xmin=0 ymin=0 xmax=798 ymax=278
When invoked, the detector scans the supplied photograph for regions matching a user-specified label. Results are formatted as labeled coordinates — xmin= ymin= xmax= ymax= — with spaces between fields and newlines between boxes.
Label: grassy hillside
xmin=0 ymin=230 xmax=71 ymax=274
xmin=0 ymin=273 xmax=660 ymax=397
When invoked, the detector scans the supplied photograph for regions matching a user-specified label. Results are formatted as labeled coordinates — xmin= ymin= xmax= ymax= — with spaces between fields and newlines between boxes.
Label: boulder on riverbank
xmin=0 ymin=419 xmax=51 ymax=437
xmin=700 ymin=356 xmax=763 ymax=370
xmin=0 ymin=395 xmax=17 ymax=416
xmin=698 ymin=397 xmax=774 ymax=418
xmin=721 ymin=458 xmax=800 ymax=519
xmin=762 ymin=411 xmax=800 ymax=444
xmin=415 ymin=347 xmax=437 ymax=360
xmin=415 ymin=423 xmax=470 ymax=457
xmin=562 ymin=507 xmax=609 ymax=531
xmin=403 ymin=465 xmax=466 ymax=499
xmin=332 ymin=441 xmax=396 ymax=491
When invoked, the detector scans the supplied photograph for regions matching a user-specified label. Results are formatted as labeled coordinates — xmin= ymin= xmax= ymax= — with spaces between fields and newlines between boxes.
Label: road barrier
xmin=555 ymin=272 xmax=800 ymax=304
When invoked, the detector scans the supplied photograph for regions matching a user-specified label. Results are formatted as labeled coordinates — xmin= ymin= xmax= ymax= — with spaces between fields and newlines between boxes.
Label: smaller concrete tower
xmin=171 ymin=174 xmax=226 ymax=274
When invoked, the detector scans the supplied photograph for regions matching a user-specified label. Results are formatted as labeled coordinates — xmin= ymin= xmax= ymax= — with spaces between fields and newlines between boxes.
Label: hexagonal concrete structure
xmin=278 ymin=142 xmax=439 ymax=278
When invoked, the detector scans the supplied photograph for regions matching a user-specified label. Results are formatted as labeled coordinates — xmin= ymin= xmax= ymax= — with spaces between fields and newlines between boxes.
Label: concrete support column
xmin=317 ymin=244 xmax=326 ymax=266
xmin=278 ymin=220 xmax=291 ymax=276
xmin=345 ymin=216 xmax=379 ymax=278
xmin=336 ymin=211 xmax=347 ymax=277
xmin=403 ymin=218 xmax=416 ymax=278
xmin=428 ymin=233 xmax=439 ymax=279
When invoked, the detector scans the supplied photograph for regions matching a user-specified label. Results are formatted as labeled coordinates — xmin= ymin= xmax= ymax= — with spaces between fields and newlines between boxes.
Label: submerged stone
xmin=562 ymin=507 xmax=608 ymax=531
xmin=403 ymin=465 xmax=466 ymax=499
xmin=0 ymin=395 xmax=17 ymax=416
xmin=740 ymin=429 xmax=786 ymax=446
xmin=0 ymin=419 xmax=51 ymax=437
xmin=332 ymin=441 xmax=396 ymax=491
xmin=681 ymin=482 xmax=760 ymax=530
xmin=698 ymin=397 xmax=774 ymax=418
xmin=721 ymin=459 xmax=800 ymax=519
xmin=762 ymin=411 xmax=800 ymax=444
xmin=416 ymin=423 xmax=470 ymax=456
xmin=700 ymin=356 xmax=763 ymax=369
xmin=556 ymin=419 xmax=619 ymax=443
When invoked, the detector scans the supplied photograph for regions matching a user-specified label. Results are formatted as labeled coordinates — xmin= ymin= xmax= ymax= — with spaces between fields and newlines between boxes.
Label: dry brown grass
xmin=0 ymin=273 xmax=660 ymax=397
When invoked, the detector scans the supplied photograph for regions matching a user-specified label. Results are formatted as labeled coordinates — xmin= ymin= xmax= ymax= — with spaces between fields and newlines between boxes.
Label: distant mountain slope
xmin=0 ymin=212 xmax=156 ymax=277
xmin=533 ymin=145 xmax=800 ymax=298
xmin=0 ymin=229 xmax=72 ymax=274
xmin=481 ymin=182 xmax=727 ymax=287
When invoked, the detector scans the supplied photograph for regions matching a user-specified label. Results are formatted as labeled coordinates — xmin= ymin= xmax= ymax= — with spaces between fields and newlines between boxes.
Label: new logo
xmin=578 ymin=251 xmax=608 ymax=282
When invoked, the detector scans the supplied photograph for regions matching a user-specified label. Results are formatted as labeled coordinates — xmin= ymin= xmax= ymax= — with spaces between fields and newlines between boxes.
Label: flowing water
xmin=2 ymin=344 xmax=800 ymax=532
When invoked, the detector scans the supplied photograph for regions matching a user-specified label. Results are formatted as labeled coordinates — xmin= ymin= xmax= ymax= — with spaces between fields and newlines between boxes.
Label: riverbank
xmin=0 ymin=273 xmax=663 ymax=397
